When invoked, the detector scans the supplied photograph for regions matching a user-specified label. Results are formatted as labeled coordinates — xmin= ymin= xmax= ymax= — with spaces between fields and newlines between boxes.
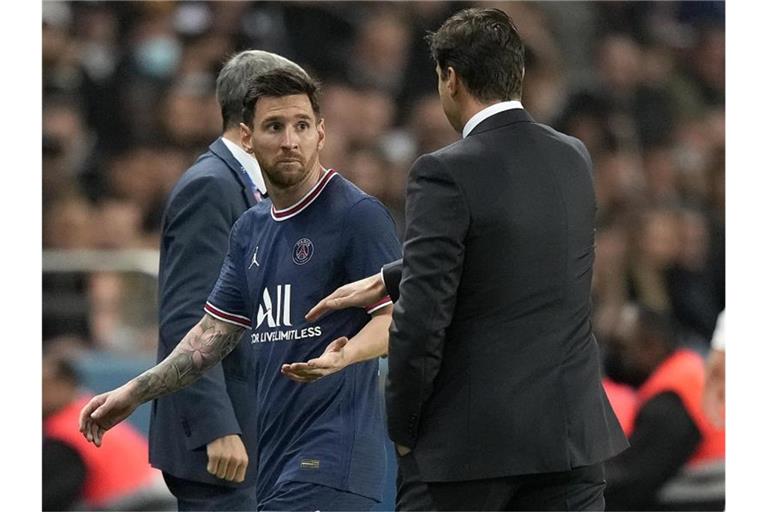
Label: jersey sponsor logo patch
xmin=300 ymin=459 xmax=320 ymax=470
xmin=292 ymin=238 xmax=314 ymax=265
xmin=256 ymin=284 xmax=292 ymax=328
xmin=252 ymin=284 xmax=324 ymax=343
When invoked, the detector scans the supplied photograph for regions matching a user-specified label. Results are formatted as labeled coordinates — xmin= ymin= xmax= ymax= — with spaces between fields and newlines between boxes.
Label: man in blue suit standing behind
xmin=151 ymin=50 xmax=307 ymax=511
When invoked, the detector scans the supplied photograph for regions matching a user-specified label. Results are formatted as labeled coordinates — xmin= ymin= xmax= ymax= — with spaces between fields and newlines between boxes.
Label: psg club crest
xmin=292 ymin=238 xmax=314 ymax=265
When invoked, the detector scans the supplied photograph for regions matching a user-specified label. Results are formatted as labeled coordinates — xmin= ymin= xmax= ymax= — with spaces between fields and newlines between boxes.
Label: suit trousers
xmin=396 ymin=452 xmax=435 ymax=511
xmin=424 ymin=463 xmax=606 ymax=512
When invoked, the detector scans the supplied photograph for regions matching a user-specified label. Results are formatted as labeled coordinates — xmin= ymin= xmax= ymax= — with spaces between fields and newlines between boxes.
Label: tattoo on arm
xmin=131 ymin=314 xmax=245 ymax=403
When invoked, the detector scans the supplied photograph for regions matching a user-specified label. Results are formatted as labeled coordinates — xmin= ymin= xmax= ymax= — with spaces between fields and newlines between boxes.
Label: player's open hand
xmin=281 ymin=337 xmax=349 ymax=383
xmin=78 ymin=384 xmax=139 ymax=447
xmin=305 ymin=274 xmax=386 ymax=321
xmin=207 ymin=434 xmax=249 ymax=483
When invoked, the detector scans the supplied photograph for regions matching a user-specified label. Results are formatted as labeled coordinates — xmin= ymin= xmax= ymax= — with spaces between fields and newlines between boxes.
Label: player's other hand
xmin=78 ymin=384 xmax=140 ymax=447
xmin=281 ymin=337 xmax=348 ymax=383
xmin=207 ymin=434 xmax=249 ymax=483
xmin=305 ymin=274 xmax=386 ymax=321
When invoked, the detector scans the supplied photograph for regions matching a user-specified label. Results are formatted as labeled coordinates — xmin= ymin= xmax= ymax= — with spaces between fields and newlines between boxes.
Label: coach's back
xmin=390 ymin=108 xmax=628 ymax=481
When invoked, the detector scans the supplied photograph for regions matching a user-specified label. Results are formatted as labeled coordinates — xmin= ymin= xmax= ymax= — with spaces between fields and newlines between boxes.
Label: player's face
xmin=242 ymin=94 xmax=326 ymax=189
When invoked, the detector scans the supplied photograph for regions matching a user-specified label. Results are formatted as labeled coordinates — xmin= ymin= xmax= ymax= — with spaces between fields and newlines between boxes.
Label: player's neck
xmin=266 ymin=163 xmax=324 ymax=210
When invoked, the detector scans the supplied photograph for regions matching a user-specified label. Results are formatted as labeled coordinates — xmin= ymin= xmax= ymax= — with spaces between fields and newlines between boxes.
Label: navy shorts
xmin=259 ymin=480 xmax=377 ymax=511
xmin=163 ymin=472 xmax=259 ymax=511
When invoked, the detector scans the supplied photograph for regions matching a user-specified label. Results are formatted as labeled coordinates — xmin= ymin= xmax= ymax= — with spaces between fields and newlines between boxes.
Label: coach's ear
xmin=316 ymin=118 xmax=325 ymax=152
xmin=240 ymin=122 xmax=254 ymax=153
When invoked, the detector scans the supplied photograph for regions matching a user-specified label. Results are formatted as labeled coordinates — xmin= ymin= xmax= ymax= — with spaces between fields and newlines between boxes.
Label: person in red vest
xmin=602 ymin=377 xmax=638 ymax=435
xmin=601 ymin=304 xmax=725 ymax=511
xmin=43 ymin=353 xmax=172 ymax=510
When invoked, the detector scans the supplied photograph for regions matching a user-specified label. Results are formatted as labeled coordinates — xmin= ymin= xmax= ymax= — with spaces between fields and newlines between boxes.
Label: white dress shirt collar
xmin=221 ymin=137 xmax=267 ymax=194
xmin=462 ymin=100 xmax=524 ymax=138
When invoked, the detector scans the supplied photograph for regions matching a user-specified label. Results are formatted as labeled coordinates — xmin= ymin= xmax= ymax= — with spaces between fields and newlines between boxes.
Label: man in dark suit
xmin=151 ymin=50 xmax=307 ymax=511
xmin=307 ymin=8 xmax=628 ymax=511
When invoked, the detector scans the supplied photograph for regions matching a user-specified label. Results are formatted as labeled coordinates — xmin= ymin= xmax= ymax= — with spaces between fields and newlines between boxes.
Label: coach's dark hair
xmin=426 ymin=7 xmax=525 ymax=102
xmin=242 ymin=68 xmax=321 ymax=128
xmin=216 ymin=50 xmax=307 ymax=131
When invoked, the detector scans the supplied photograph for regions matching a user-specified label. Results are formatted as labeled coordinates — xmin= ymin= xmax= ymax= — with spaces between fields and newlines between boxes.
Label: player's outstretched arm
xmin=305 ymin=273 xmax=387 ymax=321
xmin=79 ymin=313 xmax=245 ymax=446
xmin=283 ymin=305 xmax=393 ymax=383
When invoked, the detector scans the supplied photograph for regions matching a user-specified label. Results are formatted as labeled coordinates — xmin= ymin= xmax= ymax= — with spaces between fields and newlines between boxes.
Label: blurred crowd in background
xmin=42 ymin=1 xmax=725 ymax=509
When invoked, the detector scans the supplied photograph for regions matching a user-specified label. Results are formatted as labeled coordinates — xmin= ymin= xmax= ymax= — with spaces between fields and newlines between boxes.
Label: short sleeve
xmin=343 ymin=198 xmax=402 ymax=314
xmin=205 ymin=215 xmax=252 ymax=328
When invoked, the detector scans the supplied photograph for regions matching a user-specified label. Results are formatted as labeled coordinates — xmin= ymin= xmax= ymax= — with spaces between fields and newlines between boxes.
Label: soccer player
xmin=79 ymin=68 xmax=401 ymax=511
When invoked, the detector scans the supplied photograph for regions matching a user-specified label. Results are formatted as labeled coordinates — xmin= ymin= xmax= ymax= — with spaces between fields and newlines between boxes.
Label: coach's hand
xmin=78 ymin=384 xmax=140 ymax=447
xmin=281 ymin=337 xmax=348 ymax=383
xmin=207 ymin=434 xmax=249 ymax=483
xmin=305 ymin=274 xmax=386 ymax=321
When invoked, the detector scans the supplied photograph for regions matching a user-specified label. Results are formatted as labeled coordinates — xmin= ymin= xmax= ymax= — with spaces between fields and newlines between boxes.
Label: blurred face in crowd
xmin=639 ymin=210 xmax=680 ymax=267
xmin=678 ymin=210 xmax=710 ymax=270
xmin=597 ymin=35 xmax=641 ymax=94
xmin=241 ymin=94 xmax=325 ymax=189
xmin=42 ymin=358 xmax=77 ymax=417
xmin=409 ymin=96 xmax=459 ymax=153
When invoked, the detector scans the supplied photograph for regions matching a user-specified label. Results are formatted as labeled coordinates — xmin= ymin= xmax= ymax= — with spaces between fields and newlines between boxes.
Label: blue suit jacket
xmin=149 ymin=138 xmax=260 ymax=487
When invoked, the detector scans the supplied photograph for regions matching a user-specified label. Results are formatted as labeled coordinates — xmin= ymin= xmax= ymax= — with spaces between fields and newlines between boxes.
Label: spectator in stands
xmin=405 ymin=94 xmax=459 ymax=155
xmin=626 ymin=207 xmax=680 ymax=313
xmin=666 ymin=208 xmax=722 ymax=343
xmin=43 ymin=351 xmax=171 ymax=511
xmin=602 ymin=304 xmax=725 ymax=511
xmin=43 ymin=196 xmax=95 ymax=250
xmin=593 ymin=149 xmax=646 ymax=226
xmin=87 ymin=272 xmax=158 ymax=356
xmin=703 ymin=310 xmax=726 ymax=428
xmin=347 ymin=9 xmax=411 ymax=97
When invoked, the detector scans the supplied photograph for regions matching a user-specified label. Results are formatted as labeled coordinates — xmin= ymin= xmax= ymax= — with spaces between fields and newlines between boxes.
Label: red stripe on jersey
xmin=204 ymin=302 xmax=252 ymax=328
xmin=366 ymin=296 xmax=393 ymax=314
xmin=271 ymin=169 xmax=337 ymax=220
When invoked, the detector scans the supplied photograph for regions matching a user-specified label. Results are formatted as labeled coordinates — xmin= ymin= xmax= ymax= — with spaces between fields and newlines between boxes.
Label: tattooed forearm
xmin=130 ymin=314 xmax=245 ymax=404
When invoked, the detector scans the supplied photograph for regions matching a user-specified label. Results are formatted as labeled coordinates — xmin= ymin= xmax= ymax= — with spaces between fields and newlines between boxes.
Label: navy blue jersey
xmin=205 ymin=169 xmax=401 ymax=502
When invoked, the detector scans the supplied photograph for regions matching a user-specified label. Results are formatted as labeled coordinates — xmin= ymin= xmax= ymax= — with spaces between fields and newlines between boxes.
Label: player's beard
xmin=262 ymin=150 xmax=320 ymax=189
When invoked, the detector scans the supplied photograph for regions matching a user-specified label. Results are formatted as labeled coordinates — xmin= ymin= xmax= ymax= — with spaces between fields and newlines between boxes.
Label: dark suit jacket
xmin=385 ymin=109 xmax=628 ymax=482
xmin=149 ymin=138 xmax=259 ymax=487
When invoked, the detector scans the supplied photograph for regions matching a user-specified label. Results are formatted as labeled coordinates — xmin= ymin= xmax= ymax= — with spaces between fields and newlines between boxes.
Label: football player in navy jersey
xmin=80 ymin=68 xmax=401 ymax=511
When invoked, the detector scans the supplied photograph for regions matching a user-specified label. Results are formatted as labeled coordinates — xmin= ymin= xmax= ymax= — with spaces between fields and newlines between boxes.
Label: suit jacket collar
xmin=467 ymin=108 xmax=535 ymax=137
xmin=209 ymin=137 xmax=258 ymax=208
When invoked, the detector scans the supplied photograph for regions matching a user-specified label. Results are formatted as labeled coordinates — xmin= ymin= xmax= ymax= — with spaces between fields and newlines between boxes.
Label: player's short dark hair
xmin=426 ymin=7 xmax=525 ymax=102
xmin=216 ymin=50 xmax=307 ymax=131
xmin=242 ymin=68 xmax=321 ymax=128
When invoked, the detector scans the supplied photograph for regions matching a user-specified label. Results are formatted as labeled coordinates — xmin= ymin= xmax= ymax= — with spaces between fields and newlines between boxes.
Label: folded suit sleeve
xmin=382 ymin=259 xmax=403 ymax=302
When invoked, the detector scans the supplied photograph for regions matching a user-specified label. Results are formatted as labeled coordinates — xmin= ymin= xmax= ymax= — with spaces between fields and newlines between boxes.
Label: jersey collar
xmin=271 ymin=168 xmax=337 ymax=222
